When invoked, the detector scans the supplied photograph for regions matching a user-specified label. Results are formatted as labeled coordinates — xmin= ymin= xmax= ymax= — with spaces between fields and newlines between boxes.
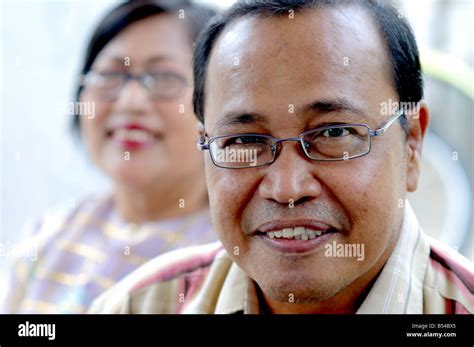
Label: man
xmin=90 ymin=0 xmax=473 ymax=314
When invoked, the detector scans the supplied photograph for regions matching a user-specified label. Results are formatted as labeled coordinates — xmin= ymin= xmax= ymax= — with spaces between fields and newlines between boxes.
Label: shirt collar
xmin=357 ymin=200 xmax=430 ymax=313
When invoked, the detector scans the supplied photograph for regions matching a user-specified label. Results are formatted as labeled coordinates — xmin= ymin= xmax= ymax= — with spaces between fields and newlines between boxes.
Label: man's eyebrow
xmin=215 ymin=112 xmax=266 ymax=129
xmin=214 ymin=100 xmax=366 ymax=131
xmin=302 ymin=99 xmax=366 ymax=117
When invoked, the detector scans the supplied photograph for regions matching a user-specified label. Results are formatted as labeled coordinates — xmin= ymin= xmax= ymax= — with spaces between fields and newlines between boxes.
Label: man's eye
xmin=224 ymin=136 xmax=266 ymax=146
xmin=322 ymin=127 xmax=351 ymax=138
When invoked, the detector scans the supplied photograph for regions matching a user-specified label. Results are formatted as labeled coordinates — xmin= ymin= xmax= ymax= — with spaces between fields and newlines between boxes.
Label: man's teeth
xmin=114 ymin=129 xmax=154 ymax=142
xmin=267 ymin=227 xmax=324 ymax=240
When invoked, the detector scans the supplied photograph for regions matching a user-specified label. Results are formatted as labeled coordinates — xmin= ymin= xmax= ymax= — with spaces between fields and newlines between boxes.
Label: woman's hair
xmin=72 ymin=0 xmax=217 ymax=134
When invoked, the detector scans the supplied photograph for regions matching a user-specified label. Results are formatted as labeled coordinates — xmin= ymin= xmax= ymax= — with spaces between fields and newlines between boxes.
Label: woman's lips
xmin=107 ymin=125 xmax=160 ymax=150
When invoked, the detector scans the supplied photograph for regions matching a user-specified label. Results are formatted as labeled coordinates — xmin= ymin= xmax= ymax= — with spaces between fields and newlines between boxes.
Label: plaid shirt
xmin=89 ymin=202 xmax=473 ymax=314
xmin=1 ymin=193 xmax=216 ymax=313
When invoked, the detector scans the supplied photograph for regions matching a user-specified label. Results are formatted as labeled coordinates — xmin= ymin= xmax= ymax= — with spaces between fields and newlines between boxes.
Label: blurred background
xmin=1 ymin=0 xmax=473 ymax=264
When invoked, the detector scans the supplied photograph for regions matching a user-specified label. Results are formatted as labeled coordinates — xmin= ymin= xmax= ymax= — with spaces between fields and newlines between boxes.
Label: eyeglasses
xmin=80 ymin=70 xmax=188 ymax=101
xmin=197 ymin=109 xmax=405 ymax=169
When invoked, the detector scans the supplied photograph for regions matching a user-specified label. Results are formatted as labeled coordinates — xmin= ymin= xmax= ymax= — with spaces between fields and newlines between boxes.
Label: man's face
xmin=204 ymin=7 xmax=415 ymax=304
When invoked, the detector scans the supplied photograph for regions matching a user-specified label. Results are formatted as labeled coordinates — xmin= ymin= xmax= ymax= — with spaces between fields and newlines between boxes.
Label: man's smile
xmin=254 ymin=219 xmax=341 ymax=254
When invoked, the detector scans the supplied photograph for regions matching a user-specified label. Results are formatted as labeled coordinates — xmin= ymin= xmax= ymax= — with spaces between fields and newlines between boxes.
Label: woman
xmin=2 ymin=0 xmax=217 ymax=313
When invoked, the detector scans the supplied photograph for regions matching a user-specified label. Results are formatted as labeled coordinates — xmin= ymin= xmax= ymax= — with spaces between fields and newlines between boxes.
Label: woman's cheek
xmin=80 ymin=101 xmax=111 ymax=163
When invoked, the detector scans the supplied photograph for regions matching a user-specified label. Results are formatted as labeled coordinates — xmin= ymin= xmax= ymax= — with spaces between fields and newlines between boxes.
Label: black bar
xmin=0 ymin=314 xmax=472 ymax=346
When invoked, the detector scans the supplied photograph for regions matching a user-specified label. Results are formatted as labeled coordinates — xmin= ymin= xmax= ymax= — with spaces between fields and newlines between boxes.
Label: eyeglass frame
xmin=197 ymin=108 xmax=406 ymax=169
xmin=80 ymin=70 xmax=189 ymax=100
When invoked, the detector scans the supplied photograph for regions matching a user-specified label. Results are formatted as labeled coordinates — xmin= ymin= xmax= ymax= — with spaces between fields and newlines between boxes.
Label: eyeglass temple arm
xmin=197 ymin=136 xmax=209 ymax=150
xmin=369 ymin=109 xmax=405 ymax=137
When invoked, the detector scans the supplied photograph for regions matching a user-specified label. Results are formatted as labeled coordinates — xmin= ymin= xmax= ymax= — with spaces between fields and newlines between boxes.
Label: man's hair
xmin=193 ymin=0 xmax=424 ymax=133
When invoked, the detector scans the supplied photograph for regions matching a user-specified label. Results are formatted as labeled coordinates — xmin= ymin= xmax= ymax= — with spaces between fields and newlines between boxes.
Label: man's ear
xmin=406 ymin=102 xmax=430 ymax=192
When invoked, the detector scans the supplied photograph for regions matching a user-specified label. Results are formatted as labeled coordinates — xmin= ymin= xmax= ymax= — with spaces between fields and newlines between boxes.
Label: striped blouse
xmin=1 ymin=193 xmax=216 ymax=313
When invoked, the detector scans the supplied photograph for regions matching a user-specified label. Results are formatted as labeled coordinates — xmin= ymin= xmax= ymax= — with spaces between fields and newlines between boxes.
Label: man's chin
xmin=257 ymin=275 xmax=346 ymax=304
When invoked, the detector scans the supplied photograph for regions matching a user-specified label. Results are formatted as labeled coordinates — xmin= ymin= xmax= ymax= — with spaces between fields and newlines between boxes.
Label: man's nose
xmin=258 ymin=141 xmax=323 ymax=205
